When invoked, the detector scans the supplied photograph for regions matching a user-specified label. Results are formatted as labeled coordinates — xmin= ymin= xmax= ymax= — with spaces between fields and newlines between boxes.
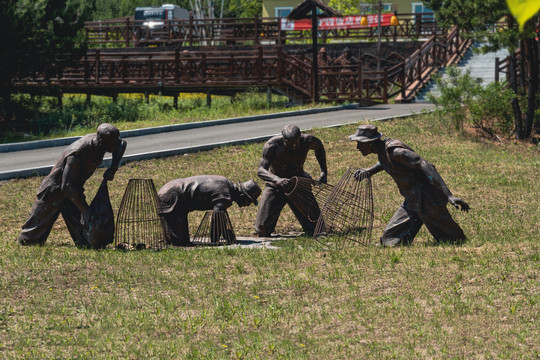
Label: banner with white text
xmin=280 ymin=14 xmax=394 ymax=31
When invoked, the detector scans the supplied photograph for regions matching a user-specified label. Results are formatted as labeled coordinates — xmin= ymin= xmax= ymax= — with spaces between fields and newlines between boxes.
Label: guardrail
xmin=84 ymin=13 xmax=442 ymax=48
xmin=394 ymin=26 xmax=470 ymax=101
xmin=12 ymin=27 xmax=468 ymax=105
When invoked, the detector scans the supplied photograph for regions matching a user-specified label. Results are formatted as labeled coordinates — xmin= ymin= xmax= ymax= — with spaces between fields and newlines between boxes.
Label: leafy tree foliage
xmin=0 ymin=0 xmax=93 ymax=120
xmin=424 ymin=0 xmax=538 ymax=139
xmin=424 ymin=0 xmax=506 ymax=31
xmin=327 ymin=0 xmax=360 ymax=15
xmin=91 ymin=0 xmax=258 ymax=20
xmin=92 ymin=0 xmax=190 ymax=20
xmin=223 ymin=0 xmax=261 ymax=18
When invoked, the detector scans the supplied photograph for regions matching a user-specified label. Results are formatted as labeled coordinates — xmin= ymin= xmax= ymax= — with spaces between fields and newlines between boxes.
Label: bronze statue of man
xmin=349 ymin=124 xmax=469 ymax=246
xmin=18 ymin=123 xmax=127 ymax=248
xmin=158 ymin=175 xmax=262 ymax=246
xmin=254 ymin=124 xmax=328 ymax=237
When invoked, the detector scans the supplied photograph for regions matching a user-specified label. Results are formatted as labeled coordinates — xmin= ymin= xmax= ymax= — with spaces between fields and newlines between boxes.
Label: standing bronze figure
xmin=18 ymin=123 xmax=127 ymax=248
xmin=254 ymin=124 xmax=328 ymax=237
xmin=157 ymin=175 xmax=261 ymax=246
xmin=349 ymin=124 xmax=469 ymax=246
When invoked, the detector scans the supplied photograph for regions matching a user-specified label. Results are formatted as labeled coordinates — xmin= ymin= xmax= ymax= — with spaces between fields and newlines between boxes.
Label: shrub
xmin=429 ymin=67 xmax=483 ymax=131
xmin=468 ymin=82 xmax=515 ymax=136
xmin=429 ymin=67 xmax=516 ymax=138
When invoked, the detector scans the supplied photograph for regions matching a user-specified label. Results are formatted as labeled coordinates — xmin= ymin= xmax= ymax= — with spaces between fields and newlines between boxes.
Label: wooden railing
xmin=84 ymin=13 xmax=442 ymax=48
xmin=20 ymin=48 xmax=282 ymax=89
xmin=12 ymin=27 xmax=469 ymax=104
xmin=394 ymin=26 xmax=470 ymax=101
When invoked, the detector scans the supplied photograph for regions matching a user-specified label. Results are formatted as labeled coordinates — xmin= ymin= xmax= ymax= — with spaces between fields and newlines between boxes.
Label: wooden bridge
xmin=11 ymin=14 xmax=470 ymax=105
xmin=84 ymin=13 xmax=444 ymax=48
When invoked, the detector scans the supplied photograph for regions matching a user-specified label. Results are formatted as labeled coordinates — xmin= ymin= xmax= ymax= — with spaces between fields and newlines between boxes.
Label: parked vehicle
xmin=134 ymin=4 xmax=190 ymax=45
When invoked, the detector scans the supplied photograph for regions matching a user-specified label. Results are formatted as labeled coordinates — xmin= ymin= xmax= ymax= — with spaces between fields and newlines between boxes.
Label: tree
xmin=223 ymin=0 xmax=261 ymax=18
xmin=423 ymin=0 xmax=538 ymax=139
xmin=92 ymin=0 xmax=191 ymax=20
xmin=0 ymin=0 xmax=94 ymax=121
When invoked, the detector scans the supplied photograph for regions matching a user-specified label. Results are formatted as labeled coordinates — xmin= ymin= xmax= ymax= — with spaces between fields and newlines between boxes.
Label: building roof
xmin=287 ymin=0 xmax=342 ymax=19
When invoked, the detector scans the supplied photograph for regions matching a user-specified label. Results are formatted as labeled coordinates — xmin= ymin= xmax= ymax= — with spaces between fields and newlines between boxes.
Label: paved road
xmin=0 ymin=103 xmax=434 ymax=180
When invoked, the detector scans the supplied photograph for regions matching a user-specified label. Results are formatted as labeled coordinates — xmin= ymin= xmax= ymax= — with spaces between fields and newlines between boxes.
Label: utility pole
xmin=312 ymin=8 xmax=319 ymax=102
xmin=377 ymin=0 xmax=381 ymax=71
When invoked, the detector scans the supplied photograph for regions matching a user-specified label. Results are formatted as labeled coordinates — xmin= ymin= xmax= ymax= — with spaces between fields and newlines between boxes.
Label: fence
xmin=84 ymin=13 xmax=442 ymax=48
xmin=12 ymin=26 xmax=469 ymax=104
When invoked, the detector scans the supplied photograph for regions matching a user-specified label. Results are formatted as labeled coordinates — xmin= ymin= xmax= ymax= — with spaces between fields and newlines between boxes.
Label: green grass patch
xmin=2 ymin=91 xmax=330 ymax=143
xmin=0 ymin=113 xmax=538 ymax=358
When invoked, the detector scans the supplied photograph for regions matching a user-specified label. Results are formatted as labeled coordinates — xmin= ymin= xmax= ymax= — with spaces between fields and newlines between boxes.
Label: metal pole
xmin=312 ymin=8 xmax=319 ymax=102
xmin=377 ymin=0 xmax=381 ymax=72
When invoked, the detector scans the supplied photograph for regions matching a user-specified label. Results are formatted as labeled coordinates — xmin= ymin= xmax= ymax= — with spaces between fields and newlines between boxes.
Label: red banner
xmin=280 ymin=14 xmax=394 ymax=31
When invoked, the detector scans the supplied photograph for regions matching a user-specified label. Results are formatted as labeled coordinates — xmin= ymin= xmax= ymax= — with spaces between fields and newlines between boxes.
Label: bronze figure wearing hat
xmin=254 ymin=124 xmax=328 ymax=237
xmin=349 ymin=124 xmax=470 ymax=246
xmin=158 ymin=175 xmax=261 ymax=246
xmin=335 ymin=47 xmax=358 ymax=67
xmin=18 ymin=123 xmax=127 ymax=248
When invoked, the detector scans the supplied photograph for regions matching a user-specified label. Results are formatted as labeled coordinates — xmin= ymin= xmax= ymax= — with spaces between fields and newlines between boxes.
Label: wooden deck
xmin=84 ymin=13 xmax=443 ymax=48
xmin=8 ymin=15 xmax=470 ymax=105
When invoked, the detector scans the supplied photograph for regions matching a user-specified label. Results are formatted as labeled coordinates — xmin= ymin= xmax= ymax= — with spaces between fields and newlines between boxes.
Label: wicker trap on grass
xmin=115 ymin=179 xmax=167 ymax=250
xmin=284 ymin=176 xmax=334 ymax=226
xmin=314 ymin=168 xmax=374 ymax=247
xmin=192 ymin=210 xmax=237 ymax=245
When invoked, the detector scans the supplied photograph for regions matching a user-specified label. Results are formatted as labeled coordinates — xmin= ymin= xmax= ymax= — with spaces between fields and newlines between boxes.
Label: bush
xmin=12 ymin=94 xmax=180 ymax=137
xmin=468 ymin=82 xmax=515 ymax=136
xmin=429 ymin=67 xmax=516 ymax=138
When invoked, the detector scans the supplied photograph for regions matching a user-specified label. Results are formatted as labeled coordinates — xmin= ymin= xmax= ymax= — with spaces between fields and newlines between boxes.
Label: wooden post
xmin=189 ymin=14 xmax=193 ymax=46
xmin=86 ymin=93 xmax=92 ymax=106
xmin=122 ymin=55 xmax=126 ymax=82
xmin=267 ymin=86 xmax=272 ymax=105
xmin=202 ymin=53 xmax=207 ymax=81
xmin=57 ymin=93 xmax=63 ymax=109
xmin=417 ymin=45 xmax=422 ymax=83
xmin=96 ymin=49 xmax=101 ymax=84
xmin=400 ymin=63 xmax=406 ymax=100
xmin=258 ymin=46 xmax=263 ymax=82
xmin=175 ymin=48 xmax=180 ymax=83
xmin=112 ymin=94 xmax=118 ymax=103
xmin=126 ymin=18 xmax=130 ymax=47
xmin=254 ymin=14 xmax=259 ymax=45
xmin=383 ymin=67 xmax=388 ymax=103
xmin=443 ymin=38 xmax=448 ymax=66
xmin=206 ymin=91 xmax=212 ymax=107
xmin=312 ymin=8 xmax=319 ymax=103
xmin=357 ymin=61 xmax=363 ymax=102
xmin=174 ymin=95 xmax=178 ymax=109
xmin=148 ymin=56 xmax=153 ymax=80
xmin=145 ymin=92 xmax=149 ymax=104
xmin=84 ymin=54 xmax=88 ymax=83
xmin=277 ymin=46 xmax=283 ymax=79
xmin=278 ymin=20 xmax=282 ymax=46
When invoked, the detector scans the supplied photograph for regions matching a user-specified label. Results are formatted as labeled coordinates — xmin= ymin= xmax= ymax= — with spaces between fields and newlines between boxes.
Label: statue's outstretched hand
xmin=449 ymin=195 xmax=470 ymax=212
xmin=353 ymin=168 xmax=371 ymax=180
xmin=276 ymin=177 xmax=290 ymax=190
xmin=318 ymin=172 xmax=327 ymax=184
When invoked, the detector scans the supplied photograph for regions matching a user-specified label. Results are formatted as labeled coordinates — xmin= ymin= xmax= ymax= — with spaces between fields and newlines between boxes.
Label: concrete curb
xmin=0 ymin=110 xmax=429 ymax=181
xmin=0 ymin=135 xmax=277 ymax=180
xmin=0 ymin=104 xmax=359 ymax=153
